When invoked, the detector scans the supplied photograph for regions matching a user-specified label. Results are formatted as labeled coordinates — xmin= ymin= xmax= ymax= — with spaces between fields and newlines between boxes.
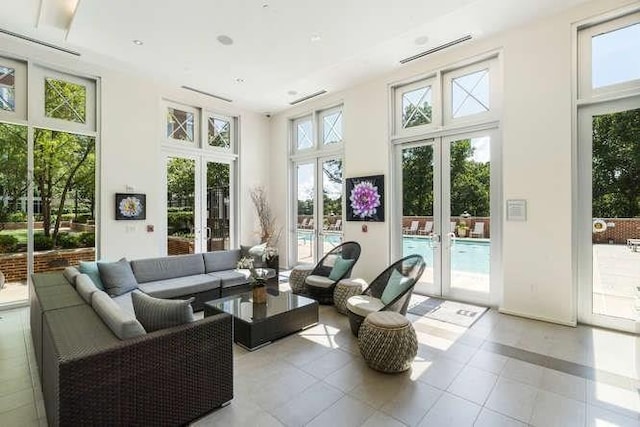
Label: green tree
xmin=0 ymin=123 xmax=28 ymax=229
xmin=592 ymin=108 xmax=640 ymax=218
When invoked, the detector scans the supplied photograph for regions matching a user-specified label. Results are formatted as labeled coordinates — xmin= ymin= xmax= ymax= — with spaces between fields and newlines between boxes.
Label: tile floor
xmin=1 ymin=296 xmax=639 ymax=426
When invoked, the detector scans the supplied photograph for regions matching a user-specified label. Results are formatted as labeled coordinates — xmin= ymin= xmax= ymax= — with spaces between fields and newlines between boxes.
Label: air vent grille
xmin=0 ymin=27 xmax=80 ymax=56
xmin=289 ymin=90 xmax=327 ymax=105
xmin=400 ymin=35 xmax=472 ymax=64
xmin=181 ymin=86 xmax=232 ymax=103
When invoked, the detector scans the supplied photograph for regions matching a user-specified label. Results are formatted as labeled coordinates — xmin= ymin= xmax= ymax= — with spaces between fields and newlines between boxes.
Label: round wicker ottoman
xmin=358 ymin=311 xmax=417 ymax=373
xmin=333 ymin=278 xmax=367 ymax=315
xmin=289 ymin=264 xmax=314 ymax=295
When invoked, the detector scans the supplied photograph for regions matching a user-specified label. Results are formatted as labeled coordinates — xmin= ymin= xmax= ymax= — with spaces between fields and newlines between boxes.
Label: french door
xmin=165 ymin=153 xmax=234 ymax=255
xmin=395 ymin=129 xmax=499 ymax=305
xmin=578 ymin=96 xmax=640 ymax=333
xmin=292 ymin=156 xmax=344 ymax=265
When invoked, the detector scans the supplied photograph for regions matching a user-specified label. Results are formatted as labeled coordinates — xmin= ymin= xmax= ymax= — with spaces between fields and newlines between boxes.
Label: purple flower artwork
xmin=346 ymin=175 xmax=385 ymax=222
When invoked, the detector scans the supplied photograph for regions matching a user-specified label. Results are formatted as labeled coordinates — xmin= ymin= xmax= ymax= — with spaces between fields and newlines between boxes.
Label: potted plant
xmin=456 ymin=223 xmax=469 ymax=237
xmin=250 ymin=186 xmax=281 ymax=274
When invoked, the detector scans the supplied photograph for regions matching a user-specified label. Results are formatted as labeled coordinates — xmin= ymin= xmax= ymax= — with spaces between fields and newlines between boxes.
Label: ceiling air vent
xmin=181 ymin=86 xmax=232 ymax=103
xmin=400 ymin=35 xmax=472 ymax=64
xmin=290 ymin=90 xmax=327 ymax=105
xmin=0 ymin=27 xmax=80 ymax=56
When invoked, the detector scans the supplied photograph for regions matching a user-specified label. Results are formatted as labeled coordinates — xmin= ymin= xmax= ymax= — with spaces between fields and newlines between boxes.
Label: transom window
xmin=294 ymin=116 xmax=313 ymax=150
xmin=208 ymin=116 xmax=231 ymax=149
xmin=451 ymin=69 xmax=489 ymax=118
xmin=321 ymin=109 xmax=343 ymax=145
xmin=167 ymin=107 xmax=195 ymax=142
xmin=44 ymin=78 xmax=87 ymax=124
xmin=0 ymin=65 xmax=15 ymax=112
xmin=402 ymin=86 xmax=432 ymax=128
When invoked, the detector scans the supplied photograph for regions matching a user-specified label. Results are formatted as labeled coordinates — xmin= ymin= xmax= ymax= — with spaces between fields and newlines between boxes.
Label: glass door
xmin=166 ymin=156 xmax=197 ymax=255
xmin=294 ymin=161 xmax=316 ymax=264
xmin=204 ymin=160 xmax=231 ymax=252
xmin=578 ymin=97 xmax=640 ymax=332
xmin=319 ymin=157 xmax=343 ymax=257
xmin=397 ymin=131 xmax=496 ymax=305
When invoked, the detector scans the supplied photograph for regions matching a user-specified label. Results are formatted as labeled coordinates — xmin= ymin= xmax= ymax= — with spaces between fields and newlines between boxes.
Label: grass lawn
xmin=0 ymin=229 xmax=81 ymax=244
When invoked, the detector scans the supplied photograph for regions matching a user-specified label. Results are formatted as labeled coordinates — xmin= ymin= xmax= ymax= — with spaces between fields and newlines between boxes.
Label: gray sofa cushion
xmin=112 ymin=291 xmax=135 ymax=315
xmin=91 ymin=290 xmax=146 ymax=340
xmin=131 ymin=291 xmax=195 ymax=332
xmin=97 ymin=258 xmax=138 ymax=297
xmin=203 ymin=250 xmax=241 ymax=273
xmin=63 ymin=266 xmax=80 ymax=286
xmin=208 ymin=269 xmax=251 ymax=288
xmin=137 ymin=274 xmax=221 ymax=299
xmin=131 ymin=254 xmax=205 ymax=283
xmin=75 ymin=274 xmax=101 ymax=304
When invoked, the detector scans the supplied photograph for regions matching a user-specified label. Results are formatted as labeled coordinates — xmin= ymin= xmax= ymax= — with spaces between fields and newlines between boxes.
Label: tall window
xmin=290 ymin=106 xmax=344 ymax=265
xmin=163 ymin=102 xmax=238 ymax=255
xmin=0 ymin=60 xmax=98 ymax=308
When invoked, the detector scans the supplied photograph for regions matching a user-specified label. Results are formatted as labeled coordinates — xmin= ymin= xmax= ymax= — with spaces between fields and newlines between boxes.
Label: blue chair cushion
xmin=380 ymin=269 xmax=412 ymax=305
xmin=79 ymin=261 xmax=105 ymax=290
xmin=328 ymin=256 xmax=355 ymax=281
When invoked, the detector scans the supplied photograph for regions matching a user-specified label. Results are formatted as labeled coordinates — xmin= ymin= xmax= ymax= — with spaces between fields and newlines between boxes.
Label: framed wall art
xmin=345 ymin=175 xmax=384 ymax=222
xmin=115 ymin=193 xmax=146 ymax=220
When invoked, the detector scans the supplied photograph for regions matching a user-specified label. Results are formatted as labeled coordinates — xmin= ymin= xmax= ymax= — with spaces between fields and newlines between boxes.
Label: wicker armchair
xmin=304 ymin=241 xmax=362 ymax=304
xmin=346 ymin=254 xmax=425 ymax=336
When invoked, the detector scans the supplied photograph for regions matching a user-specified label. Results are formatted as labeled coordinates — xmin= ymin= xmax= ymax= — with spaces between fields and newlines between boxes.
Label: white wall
xmin=0 ymin=37 xmax=270 ymax=261
xmin=270 ymin=0 xmax=636 ymax=325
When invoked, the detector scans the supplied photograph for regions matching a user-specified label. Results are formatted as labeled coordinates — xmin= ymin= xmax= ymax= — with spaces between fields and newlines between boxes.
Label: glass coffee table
xmin=203 ymin=290 xmax=318 ymax=350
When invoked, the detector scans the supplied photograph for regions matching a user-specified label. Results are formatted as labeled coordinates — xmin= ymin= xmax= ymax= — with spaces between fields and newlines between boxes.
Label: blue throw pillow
xmin=78 ymin=261 xmax=105 ymax=291
xmin=328 ymin=256 xmax=355 ymax=281
xmin=380 ymin=269 xmax=412 ymax=305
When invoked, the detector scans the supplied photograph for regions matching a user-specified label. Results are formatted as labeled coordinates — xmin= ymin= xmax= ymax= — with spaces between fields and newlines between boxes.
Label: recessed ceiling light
xmin=235 ymin=78 xmax=244 ymax=83
xmin=217 ymin=35 xmax=234 ymax=46
xmin=415 ymin=36 xmax=429 ymax=45
xmin=310 ymin=34 xmax=321 ymax=42
xmin=262 ymin=2 xmax=269 ymax=8
xmin=287 ymin=90 xmax=298 ymax=96
xmin=133 ymin=39 xmax=144 ymax=46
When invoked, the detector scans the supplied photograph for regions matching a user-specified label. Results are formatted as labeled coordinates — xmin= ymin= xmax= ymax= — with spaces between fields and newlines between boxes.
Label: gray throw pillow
xmin=131 ymin=291 xmax=195 ymax=332
xmin=97 ymin=258 xmax=138 ymax=297
xmin=91 ymin=290 xmax=146 ymax=340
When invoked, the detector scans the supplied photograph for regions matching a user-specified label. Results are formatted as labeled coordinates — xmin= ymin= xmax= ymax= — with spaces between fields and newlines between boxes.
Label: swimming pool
xmin=403 ymin=236 xmax=490 ymax=274
xmin=297 ymin=232 xmax=489 ymax=274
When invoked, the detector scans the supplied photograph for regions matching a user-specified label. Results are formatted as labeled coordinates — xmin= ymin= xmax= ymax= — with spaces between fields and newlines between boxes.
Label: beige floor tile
xmin=585 ymin=404 xmax=640 ymax=427
xmin=501 ymin=358 xmax=544 ymax=387
xmin=439 ymin=342 xmax=477 ymax=365
xmin=360 ymin=411 xmax=407 ymax=427
xmin=381 ymin=380 xmax=442 ymax=427
xmin=246 ymin=365 xmax=318 ymax=411
xmin=306 ymin=395 xmax=375 ymax=427
xmin=586 ymin=379 xmax=640 ymax=420
xmin=417 ymin=392 xmax=481 ymax=427
xmin=539 ymin=367 xmax=586 ymax=402
xmin=485 ymin=378 xmax=539 ymax=423
xmin=0 ymin=403 xmax=39 ymax=427
xmin=270 ymin=381 xmax=342 ymax=427
xmin=447 ymin=365 xmax=497 ymax=405
xmin=468 ymin=349 xmax=508 ymax=374
xmin=299 ymin=348 xmax=356 ymax=380
xmin=530 ymin=390 xmax=586 ymax=427
xmin=324 ymin=358 xmax=371 ymax=392
xmin=414 ymin=356 xmax=464 ymax=390
xmin=0 ymin=388 xmax=35 ymax=413
xmin=0 ymin=373 xmax=33 ymax=398
xmin=473 ymin=408 xmax=527 ymax=427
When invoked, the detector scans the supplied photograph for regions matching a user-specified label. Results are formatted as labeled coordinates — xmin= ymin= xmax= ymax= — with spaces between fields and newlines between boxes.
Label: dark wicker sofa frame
xmin=305 ymin=241 xmax=362 ymax=304
xmin=347 ymin=254 xmax=426 ymax=335
xmin=31 ymin=272 xmax=233 ymax=426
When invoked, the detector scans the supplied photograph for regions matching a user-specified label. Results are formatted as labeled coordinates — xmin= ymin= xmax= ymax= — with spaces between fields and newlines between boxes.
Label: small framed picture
xmin=115 ymin=193 xmax=146 ymax=220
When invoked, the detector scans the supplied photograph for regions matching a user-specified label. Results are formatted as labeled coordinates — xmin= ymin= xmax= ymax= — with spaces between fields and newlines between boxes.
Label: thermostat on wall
xmin=506 ymin=199 xmax=527 ymax=221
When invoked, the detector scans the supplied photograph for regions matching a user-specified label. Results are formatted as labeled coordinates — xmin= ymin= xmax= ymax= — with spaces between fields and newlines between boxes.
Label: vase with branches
xmin=250 ymin=186 xmax=281 ymax=263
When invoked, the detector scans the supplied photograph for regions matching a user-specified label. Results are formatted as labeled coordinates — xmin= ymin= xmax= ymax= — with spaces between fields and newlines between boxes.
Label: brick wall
xmin=592 ymin=218 xmax=640 ymax=244
xmin=0 ymin=248 xmax=95 ymax=282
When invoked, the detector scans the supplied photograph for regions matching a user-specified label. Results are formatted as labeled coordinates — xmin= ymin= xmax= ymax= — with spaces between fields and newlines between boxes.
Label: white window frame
xmin=318 ymin=105 xmax=344 ymax=147
xmin=443 ymin=57 xmax=500 ymax=126
xmin=31 ymin=66 xmax=97 ymax=135
xmin=578 ymin=11 xmax=640 ymax=100
xmin=393 ymin=76 xmax=438 ymax=138
xmin=164 ymin=101 xmax=199 ymax=147
xmin=292 ymin=114 xmax=314 ymax=153
xmin=205 ymin=112 xmax=235 ymax=153
xmin=0 ymin=56 xmax=27 ymax=123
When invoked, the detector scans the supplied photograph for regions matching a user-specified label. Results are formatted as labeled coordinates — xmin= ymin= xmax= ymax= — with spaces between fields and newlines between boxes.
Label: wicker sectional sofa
xmin=29 ymin=249 xmax=265 ymax=426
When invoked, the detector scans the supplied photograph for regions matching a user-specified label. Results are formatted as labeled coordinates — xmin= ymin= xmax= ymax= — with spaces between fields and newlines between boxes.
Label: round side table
xmin=333 ymin=278 xmax=367 ymax=315
xmin=289 ymin=264 xmax=314 ymax=295
xmin=358 ymin=311 xmax=417 ymax=373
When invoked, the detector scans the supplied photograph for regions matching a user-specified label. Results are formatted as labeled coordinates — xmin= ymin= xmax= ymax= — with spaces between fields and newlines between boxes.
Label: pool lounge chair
xmin=470 ymin=222 xmax=485 ymax=238
xmin=450 ymin=221 xmax=457 ymax=233
xmin=417 ymin=221 xmax=433 ymax=235
xmin=329 ymin=219 xmax=342 ymax=231
xmin=403 ymin=220 xmax=420 ymax=235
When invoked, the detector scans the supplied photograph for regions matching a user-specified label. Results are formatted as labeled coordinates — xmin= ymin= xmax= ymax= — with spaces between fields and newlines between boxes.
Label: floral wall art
xmin=345 ymin=175 xmax=384 ymax=222
xmin=115 ymin=193 xmax=146 ymax=220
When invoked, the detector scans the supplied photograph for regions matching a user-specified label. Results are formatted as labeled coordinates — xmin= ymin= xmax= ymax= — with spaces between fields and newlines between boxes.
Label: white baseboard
xmin=498 ymin=308 xmax=577 ymax=327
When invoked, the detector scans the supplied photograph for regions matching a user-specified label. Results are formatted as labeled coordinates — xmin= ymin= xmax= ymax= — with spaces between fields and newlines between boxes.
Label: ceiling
xmin=0 ymin=0 xmax=588 ymax=113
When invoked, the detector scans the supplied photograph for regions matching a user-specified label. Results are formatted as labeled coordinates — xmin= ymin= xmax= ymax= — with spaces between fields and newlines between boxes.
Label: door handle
xmin=447 ymin=232 xmax=456 ymax=249
xmin=430 ymin=234 xmax=441 ymax=248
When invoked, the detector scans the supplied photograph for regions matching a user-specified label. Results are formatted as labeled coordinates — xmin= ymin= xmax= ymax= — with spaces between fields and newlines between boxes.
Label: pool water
xmin=403 ymin=237 xmax=490 ymax=274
